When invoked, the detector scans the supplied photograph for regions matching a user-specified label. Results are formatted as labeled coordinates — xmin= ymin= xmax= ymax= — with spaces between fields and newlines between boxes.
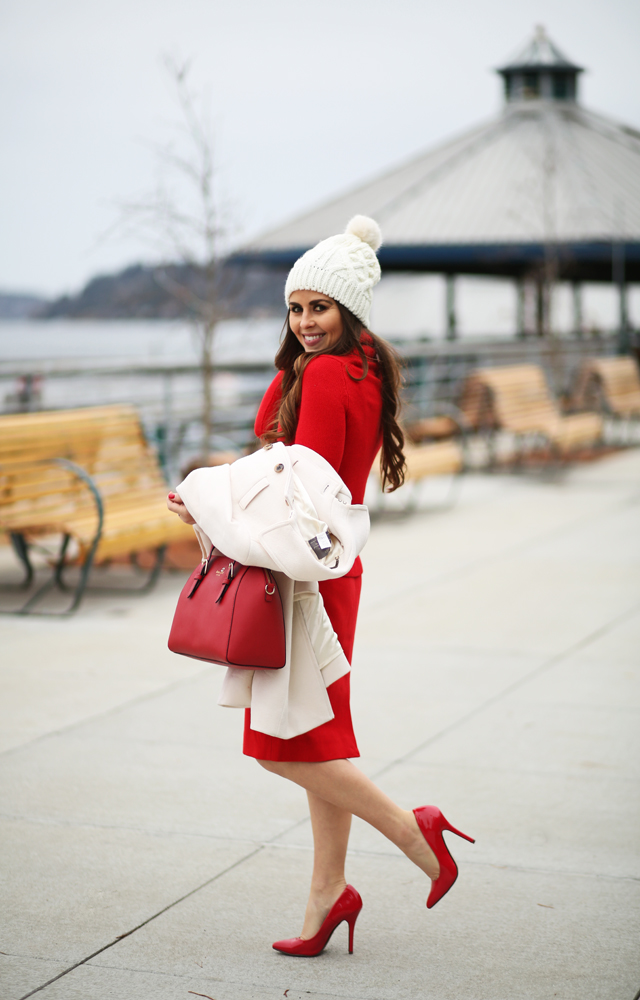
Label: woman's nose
xmin=300 ymin=311 xmax=315 ymax=328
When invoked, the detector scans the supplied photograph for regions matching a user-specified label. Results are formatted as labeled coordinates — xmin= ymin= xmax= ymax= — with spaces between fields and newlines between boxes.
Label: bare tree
xmin=114 ymin=56 xmax=233 ymax=457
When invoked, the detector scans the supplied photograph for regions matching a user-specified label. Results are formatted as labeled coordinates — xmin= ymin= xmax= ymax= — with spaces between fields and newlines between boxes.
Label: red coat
xmin=244 ymin=335 xmax=383 ymax=762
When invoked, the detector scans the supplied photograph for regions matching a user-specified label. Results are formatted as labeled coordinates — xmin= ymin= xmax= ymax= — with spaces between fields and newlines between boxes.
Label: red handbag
xmin=168 ymin=550 xmax=286 ymax=669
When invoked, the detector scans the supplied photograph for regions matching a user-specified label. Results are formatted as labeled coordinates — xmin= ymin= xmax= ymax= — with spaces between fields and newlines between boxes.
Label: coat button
xmin=274 ymin=463 xmax=284 ymax=473
xmin=264 ymin=443 xmax=273 ymax=451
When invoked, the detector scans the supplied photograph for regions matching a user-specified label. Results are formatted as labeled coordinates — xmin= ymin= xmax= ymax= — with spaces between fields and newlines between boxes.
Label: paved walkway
xmin=1 ymin=451 xmax=639 ymax=1000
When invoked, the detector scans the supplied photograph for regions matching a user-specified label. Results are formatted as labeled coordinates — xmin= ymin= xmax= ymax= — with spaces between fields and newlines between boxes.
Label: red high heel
xmin=413 ymin=805 xmax=475 ymax=909
xmin=272 ymin=885 xmax=363 ymax=956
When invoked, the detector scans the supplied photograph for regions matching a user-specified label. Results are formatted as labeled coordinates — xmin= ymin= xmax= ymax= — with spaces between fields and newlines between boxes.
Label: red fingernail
xmin=168 ymin=493 xmax=176 ymax=499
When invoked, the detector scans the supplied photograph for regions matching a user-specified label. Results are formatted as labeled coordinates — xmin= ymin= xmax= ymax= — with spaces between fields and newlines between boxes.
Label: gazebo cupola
xmin=498 ymin=25 xmax=584 ymax=103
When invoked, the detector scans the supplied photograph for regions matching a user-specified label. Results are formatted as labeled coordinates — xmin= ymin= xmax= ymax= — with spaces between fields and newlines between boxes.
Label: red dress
xmin=243 ymin=335 xmax=383 ymax=762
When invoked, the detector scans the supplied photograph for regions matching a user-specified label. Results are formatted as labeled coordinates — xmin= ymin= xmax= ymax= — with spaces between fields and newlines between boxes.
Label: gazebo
xmin=236 ymin=27 xmax=640 ymax=346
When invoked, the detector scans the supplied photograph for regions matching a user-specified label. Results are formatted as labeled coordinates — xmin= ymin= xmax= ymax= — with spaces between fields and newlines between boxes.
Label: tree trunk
xmin=201 ymin=320 xmax=216 ymax=458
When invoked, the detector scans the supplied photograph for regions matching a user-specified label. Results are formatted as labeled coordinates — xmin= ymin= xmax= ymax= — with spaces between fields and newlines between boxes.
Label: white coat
xmin=177 ymin=442 xmax=370 ymax=740
xmin=178 ymin=441 xmax=369 ymax=581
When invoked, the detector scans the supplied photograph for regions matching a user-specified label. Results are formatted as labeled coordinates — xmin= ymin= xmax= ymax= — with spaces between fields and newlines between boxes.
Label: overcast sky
xmin=1 ymin=0 xmax=638 ymax=297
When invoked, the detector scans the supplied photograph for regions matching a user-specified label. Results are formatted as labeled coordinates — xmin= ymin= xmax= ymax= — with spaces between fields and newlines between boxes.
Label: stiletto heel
xmin=272 ymin=885 xmax=363 ymax=957
xmin=347 ymin=911 xmax=357 ymax=954
xmin=413 ymin=805 xmax=475 ymax=909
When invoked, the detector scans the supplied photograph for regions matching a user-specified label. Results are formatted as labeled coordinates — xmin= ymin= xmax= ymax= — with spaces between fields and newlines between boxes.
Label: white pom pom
xmin=345 ymin=215 xmax=382 ymax=252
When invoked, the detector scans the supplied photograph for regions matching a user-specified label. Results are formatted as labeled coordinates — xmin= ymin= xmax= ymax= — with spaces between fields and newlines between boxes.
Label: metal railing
xmin=0 ymin=334 xmax=619 ymax=482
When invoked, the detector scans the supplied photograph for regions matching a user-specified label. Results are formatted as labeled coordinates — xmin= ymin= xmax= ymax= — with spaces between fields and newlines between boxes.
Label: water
xmin=0 ymin=317 xmax=283 ymax=365
xmin=0 ymin=318 xmax=284 ymax=478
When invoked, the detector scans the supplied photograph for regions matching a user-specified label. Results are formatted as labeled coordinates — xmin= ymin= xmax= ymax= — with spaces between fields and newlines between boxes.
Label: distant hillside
xmin=0 ymin=292 xmax=48 ymax=319
xmin=40 ymin=261 xmax=288 ymax=320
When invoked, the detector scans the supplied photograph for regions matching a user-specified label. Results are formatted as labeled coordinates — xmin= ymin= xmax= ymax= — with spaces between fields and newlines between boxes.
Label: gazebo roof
xmin=236 ymin=29 xmax=640 ymax=282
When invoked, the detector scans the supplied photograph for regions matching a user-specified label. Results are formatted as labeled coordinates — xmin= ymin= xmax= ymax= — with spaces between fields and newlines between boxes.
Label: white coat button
xmin=275 ymin=463 xmax=284 ymax=472
xmin=264 ymin=444 xmax=273 ymax=451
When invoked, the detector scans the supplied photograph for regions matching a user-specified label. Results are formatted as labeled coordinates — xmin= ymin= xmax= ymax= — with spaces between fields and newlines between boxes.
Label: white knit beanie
xmin=284 ymin=215 xmax=383 ymax=328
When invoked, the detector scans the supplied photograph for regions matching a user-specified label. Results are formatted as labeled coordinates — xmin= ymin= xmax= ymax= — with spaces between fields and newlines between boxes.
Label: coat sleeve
xmin=294 ymin=357 xmax=347 ymax=472
xmin=254 ymin=371 xmax=284 ymax=438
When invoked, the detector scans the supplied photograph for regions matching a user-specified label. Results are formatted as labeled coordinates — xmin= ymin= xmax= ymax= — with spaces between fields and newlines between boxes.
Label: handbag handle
xmin=186 ymin=555 xmax=211 ymax=599
xmin=215 ymin=561 xmax=236 ymax=604
xmin=187 ymin=552 xmax=277 ymax=605
xmin=187 ymin=548 xmax=228 ymax=600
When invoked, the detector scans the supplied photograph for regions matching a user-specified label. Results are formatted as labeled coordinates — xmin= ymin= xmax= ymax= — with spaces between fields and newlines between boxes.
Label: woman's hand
xmin=166 ymin=490 xmax=196 ymax=525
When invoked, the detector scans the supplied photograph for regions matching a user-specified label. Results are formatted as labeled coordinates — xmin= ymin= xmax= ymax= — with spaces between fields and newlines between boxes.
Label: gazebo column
xmin=516 ymin=278 xmax=526 ymax=336
xmin=572 ymin=281 xmax=583 ymax=337
xmin=535 ymin=277 xmax=545 ymax=337
xmin=446 ymin=273 xmax=457 ymax=340
xmin=617 ymin=281 xmax=629 ymax=354
xmin=613 ymin=239 xmax=630 ymax=354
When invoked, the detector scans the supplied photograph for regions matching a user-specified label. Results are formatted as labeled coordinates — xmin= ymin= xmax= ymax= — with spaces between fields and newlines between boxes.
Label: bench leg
xmin=1 ymin=540 xmax=166 ymax=616
xmin=0 ymin=457 xmax=105 ymax=616
xmin=14 ymin=533 xmax=97 ymax=616
xmin=9 ymin=533 xmax=34 ymax=588
xmin=53 ymin=534 xmax=72 ymax=588
xmin=548 ymin=439 xmax=566 ymax=469
xmin=401 ymin=470 xmax=464 ymax=513
xmin=445 ymin=470 xmax=464 ymax=507
xmin=58 ymin=545 xmax=167 ymax=597
xmin=56 ymin=545 xmax=167 ymax=599
xmin=401 ymin=479 xmax=419 ymax=513
xmin=486 ymin=429 xmax=498 ymax=470
xmin=0 ymin=533 xmax=79 ymax=614
xmin=57 ymin=534 xmax=99 ymax=614
xmin=129 ymin=546 xmax=167 ymax=592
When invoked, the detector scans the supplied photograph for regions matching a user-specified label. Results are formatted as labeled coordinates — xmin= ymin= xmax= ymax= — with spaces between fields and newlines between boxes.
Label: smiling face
xmin=288 ymin=290 xmax=344 ymax=353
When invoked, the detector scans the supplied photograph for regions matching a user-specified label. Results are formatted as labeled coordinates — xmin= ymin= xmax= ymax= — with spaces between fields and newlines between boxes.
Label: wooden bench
xmin=0 ymin=404 xmax=193 ymax=614
xmin=459 ymin=364 xmax=603 ymax=459
xmin=371 ymin=408 xmax=465 ymax=510
xmin=404 ymin=439 xmax=464 ymax=480
xmin=404 ymin=408 xmax=465 ymax=482
xmin=570 ymin=356 xmax=640 ymax=418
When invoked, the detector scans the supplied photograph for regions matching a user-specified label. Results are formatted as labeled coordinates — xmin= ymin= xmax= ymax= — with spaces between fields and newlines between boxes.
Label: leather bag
xmin=168 ymin=550 xmax=286 ymax=669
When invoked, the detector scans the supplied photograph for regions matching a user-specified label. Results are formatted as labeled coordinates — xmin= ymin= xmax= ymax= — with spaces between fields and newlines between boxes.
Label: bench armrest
xmin=42 ymin=458 xmax=105 ymax=541
xmin=427 ymin=402 xmax=470 ymax=434
xmin=405 ymin=403 xmax=471 ymax=444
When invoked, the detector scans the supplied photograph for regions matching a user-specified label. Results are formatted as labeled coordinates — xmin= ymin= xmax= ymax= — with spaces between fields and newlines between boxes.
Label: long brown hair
xmin=262 ymin=302 xmax=406 ymax=492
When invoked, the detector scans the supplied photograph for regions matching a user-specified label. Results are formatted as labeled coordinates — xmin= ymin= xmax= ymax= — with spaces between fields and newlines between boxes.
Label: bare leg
xmin=259 ymin=757 xmax=439 ymax=935
xmin=300 ymin=792 xmax=351 ymax=939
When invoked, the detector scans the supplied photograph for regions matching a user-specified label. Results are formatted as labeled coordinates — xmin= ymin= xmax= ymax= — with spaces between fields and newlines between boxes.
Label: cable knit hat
xmin=284 ymin=215 xmax=383 ymax=328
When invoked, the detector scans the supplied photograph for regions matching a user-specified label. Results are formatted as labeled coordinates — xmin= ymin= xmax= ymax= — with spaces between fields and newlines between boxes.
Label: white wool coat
xmin=177 ymin=443 xmax=370 ymax=739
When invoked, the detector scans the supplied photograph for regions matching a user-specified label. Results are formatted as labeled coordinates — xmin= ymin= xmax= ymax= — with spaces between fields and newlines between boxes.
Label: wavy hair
xmin=262 ymin=302 xmax=406 ymax=492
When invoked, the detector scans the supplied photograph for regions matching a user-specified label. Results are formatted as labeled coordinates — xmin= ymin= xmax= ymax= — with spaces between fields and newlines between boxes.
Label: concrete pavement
xmin=1 ymin=450 xmax=639 ymax=1000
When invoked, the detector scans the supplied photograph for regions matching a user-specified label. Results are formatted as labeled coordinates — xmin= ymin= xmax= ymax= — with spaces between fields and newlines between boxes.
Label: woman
xmin=168 ymin=216 xmax=473 ymax=956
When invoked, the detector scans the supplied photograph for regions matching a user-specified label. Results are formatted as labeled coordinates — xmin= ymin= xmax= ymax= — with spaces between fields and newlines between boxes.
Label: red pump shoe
xmin=272 ymin=884 xmax=363 ymax=956
xmin=413 ymin=805 xmax=475 ymax=909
